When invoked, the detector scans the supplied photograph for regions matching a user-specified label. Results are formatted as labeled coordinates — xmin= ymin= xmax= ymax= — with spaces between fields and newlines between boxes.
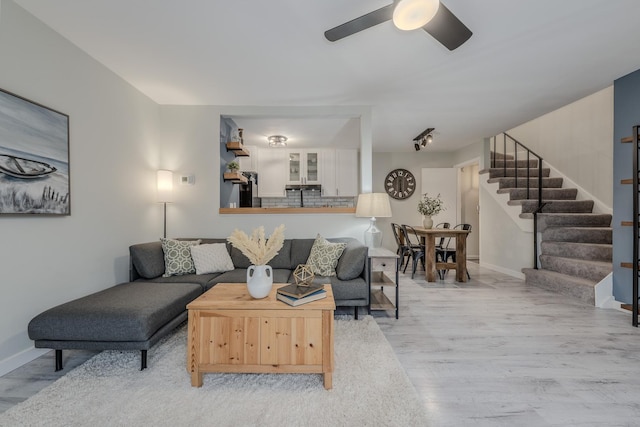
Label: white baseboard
xmin=0 ymin=347 xmax=49 ymax=377
xmin=479 ymin=262 xmax=525 ymax=279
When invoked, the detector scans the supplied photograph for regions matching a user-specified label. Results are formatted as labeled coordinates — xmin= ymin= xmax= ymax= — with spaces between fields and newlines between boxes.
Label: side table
xmin=367 ymin=247 xmax=400 ymax=319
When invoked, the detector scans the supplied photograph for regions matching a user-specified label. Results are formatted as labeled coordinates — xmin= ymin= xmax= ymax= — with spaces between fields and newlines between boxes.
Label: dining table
xmin=411 ymin=226 xmax=471 ymax=282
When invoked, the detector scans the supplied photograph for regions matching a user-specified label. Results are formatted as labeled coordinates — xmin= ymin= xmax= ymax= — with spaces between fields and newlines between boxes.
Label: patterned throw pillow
xmin=190 ymin=243 xmax=234 ymax=275
xmin=306 ymin=234 xmax=347 ymax=277
xmin=160 ymin=238 xmax=201 ymax=277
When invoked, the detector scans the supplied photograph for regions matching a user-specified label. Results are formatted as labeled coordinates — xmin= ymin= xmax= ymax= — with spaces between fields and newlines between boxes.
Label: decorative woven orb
xmin=293 ymin=264 xmax=315 ymax=287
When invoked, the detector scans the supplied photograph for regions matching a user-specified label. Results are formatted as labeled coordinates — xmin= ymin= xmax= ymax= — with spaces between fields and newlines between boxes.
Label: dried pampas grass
xmin=227 ymin=224 xmax=285 ymax=265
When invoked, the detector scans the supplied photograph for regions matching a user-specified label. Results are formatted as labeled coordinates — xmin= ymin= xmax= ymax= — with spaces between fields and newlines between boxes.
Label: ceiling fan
xmin=324 ymin=0 xmax=472 ymax=51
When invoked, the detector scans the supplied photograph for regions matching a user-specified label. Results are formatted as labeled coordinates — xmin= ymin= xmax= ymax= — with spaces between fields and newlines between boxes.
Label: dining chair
xmin=401 ymin=225 xmax=426 ymax=279
xmin=437 ymin=223 xmax=472 ymax=279
xmin=434 ymin=222 xmax=450 ymax=250
xmin=391 ymin=223 xmax=411 ymax=270
xmin=434 ymin=222 xmax=450 ymax=280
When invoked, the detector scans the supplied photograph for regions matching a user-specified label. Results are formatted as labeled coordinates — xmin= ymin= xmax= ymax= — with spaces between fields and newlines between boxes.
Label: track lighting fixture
xmin=412 ymin=127 xmax=435 ymax=151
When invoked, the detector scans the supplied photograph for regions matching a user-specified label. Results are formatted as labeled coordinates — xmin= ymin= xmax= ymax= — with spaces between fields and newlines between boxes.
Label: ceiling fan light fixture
xmin=392 ymin=0 xmax=440 ymax=31
xmin=267 ymin=135 xmax=288 ymax=148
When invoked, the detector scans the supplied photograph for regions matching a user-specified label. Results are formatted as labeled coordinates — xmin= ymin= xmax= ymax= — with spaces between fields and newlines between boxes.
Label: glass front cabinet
xmin=286 ymin=150 xmax=321 ymax=185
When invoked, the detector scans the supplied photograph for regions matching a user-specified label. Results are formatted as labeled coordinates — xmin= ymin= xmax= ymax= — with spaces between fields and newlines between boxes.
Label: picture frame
xmin=0 ymin=88 xmax=70 ymax=215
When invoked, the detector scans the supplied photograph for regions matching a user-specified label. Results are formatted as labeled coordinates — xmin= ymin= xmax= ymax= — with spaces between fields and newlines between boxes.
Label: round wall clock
xmin=384 ymin=168 xmax=416 ymax=200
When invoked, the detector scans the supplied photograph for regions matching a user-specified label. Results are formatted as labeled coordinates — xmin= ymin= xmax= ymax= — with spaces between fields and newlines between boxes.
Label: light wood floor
xmin=3 ymin=263 xmax=640 ymax=426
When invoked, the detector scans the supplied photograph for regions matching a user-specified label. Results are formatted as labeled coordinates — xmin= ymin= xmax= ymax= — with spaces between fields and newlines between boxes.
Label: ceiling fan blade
xmin=422 ymin=3 xmax=472 ymax=50
xmin=324 ymin=4 xmax=395 ymax=42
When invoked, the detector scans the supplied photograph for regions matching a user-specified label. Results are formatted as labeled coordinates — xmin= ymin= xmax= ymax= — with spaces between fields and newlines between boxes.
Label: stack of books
xmin=276 ymin=283 xmax=326 ymax=306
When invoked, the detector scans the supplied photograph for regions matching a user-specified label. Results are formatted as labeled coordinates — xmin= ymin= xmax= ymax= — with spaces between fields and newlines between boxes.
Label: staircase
xmin=485 ymin=151 xmax=612 ymax=305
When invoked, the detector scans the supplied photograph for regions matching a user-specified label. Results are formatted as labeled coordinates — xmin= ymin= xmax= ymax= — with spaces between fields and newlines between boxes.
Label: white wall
xmin=507 ymin=86 xmax=613 ymax=208
xmin=479 ymin=184 xmax=532 ymax=278
xmin=373 ymin=151 xmax=459 ymax=252
xmin=0 ymin=0 xmax=162 ymax=373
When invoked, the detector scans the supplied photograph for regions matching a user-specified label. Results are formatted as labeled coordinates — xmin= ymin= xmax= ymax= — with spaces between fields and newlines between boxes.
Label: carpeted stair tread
xmin=487 ymin=177 xmax=564 ymax=189
xmin=498 ymin=188 xmax=578 ymax=200
xmin=490 ymin=152 xmax=514 ymax=160
xmin=541 ymin=241 xmax=612 ymax=262
xmin=489 ymin=168 xmax=550 ymax=178
xmin=522 ymin=268 xmax=596 ymax=305
xmin=542 ymin=226 xmax=612 ymax=244
xmin=532 ymin=213 xmax=613 ymax=228
xmin=512 ymin=200 xmax=594 ymax=213
xmin=491 ymin=159 xmax=539 ymax=168
xmin=539 ymin=255 xmax=612 ymax=282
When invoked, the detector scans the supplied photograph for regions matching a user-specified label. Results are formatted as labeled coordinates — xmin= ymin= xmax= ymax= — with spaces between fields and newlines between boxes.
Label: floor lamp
xmin=157 ymin=170 xmax=173 ymax=238
xmin=355 ymin=193 xmax=392 ymax=248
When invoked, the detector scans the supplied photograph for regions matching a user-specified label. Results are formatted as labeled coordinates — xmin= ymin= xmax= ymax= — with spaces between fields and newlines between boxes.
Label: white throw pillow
xmin=306 ymin=234 xmax=346 ymax=277
xmin=191 ymin=243 xmax=235 ymax=274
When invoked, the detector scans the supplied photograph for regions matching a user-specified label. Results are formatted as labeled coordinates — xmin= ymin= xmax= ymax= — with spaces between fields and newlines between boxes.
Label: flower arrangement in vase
xmin=417 ymin=193 xmax=445 ymax=229
xmin=227 ymin=225 xmax=285 ymax=298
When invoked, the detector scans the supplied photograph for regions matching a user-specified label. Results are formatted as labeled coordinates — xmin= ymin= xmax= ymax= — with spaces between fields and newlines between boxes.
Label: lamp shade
xmin=393 ymin=0 xmax=440 ymax=31
xmin=157 ymin=170 xmax=173 ymax=203
xmin=356 ymin=193 xmax=392 ymax=218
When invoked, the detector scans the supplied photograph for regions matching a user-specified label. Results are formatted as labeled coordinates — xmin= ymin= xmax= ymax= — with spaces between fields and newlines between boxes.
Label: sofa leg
xmin=354 ymin=307 xmax=359 ymax=320
xmin=55 ymin=349 xmax=63 ymax=371
xmin=141 ymin=350 xmax=147 ymax=370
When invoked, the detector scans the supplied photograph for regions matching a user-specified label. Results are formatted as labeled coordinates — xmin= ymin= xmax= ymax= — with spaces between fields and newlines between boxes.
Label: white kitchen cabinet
xmin=257 ymin=149 xmax=287 ymax=197
xmin=286 ymin=149 xmax=321 ymax=185
xmin=238 ymin=145 xmax=258 ymax=171
xmin=321 ymin=149 xmax=336 ymax=196
xmin=335 ymin=149 xmax=358 ymax=196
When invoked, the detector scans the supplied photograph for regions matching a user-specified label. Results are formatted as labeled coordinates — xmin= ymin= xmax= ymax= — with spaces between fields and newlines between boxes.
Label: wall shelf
xmin=226 ymin=141 xmax=250 ymax=157
xmin=223 ymin=171 xmax=248 ymax=184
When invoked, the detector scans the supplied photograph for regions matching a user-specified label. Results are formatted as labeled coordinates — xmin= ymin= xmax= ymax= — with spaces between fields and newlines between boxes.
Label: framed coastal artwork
xmin=0 ymin=88 xmax=70 ymax=215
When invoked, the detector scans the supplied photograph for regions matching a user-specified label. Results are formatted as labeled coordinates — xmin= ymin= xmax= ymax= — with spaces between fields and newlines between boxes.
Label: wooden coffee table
xmin=186 ymin=283 xmax=336 ymax=389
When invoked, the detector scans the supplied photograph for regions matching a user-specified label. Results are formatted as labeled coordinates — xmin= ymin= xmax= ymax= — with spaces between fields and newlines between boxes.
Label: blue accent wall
xmin=220 ymin=117 xmax=239 ymax=207
xmin=613 ymin=69 xmax=640 ymax=303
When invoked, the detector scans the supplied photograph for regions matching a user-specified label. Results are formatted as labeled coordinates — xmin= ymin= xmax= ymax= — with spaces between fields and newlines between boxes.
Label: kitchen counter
xmin=219 ymin=207 xmax=356 ymax=214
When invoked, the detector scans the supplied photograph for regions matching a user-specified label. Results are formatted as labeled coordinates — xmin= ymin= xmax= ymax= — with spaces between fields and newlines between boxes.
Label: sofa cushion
xmin=213 ymin=268 xmax=291 ymax=285
xmin=191 ymin=243 xmax=234 ymax=274
xmin=28 ymin=282 xmax=202 ymax=342
xmin=306 ymin=234 xmax=346 ymax=277
xmin=136 ymin=273 xmax=221 ymax=291
xmin=161 ymin=238 xmax=200 ymax=277
xmin=291 ymin=239 xmax=315 ymax=268
xmin=335 ymin=239 xmax=368 ymax=280
xmin=310 ymin=276 xmax=368 ymax=305
xmin=230 ymin=239 xmax=292 ymax=269
xmin=130 ymin=241 xmax=165 ymax=279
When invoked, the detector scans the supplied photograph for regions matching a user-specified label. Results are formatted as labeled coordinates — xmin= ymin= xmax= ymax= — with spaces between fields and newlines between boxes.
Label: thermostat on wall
xmin=180 ymin=174 xmax=195 ymax=185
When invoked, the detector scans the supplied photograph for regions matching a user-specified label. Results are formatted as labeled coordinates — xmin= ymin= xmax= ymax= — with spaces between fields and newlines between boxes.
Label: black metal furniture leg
xmin=55 ymin=349 xmax=63 ymax=371
xmin=140 ymin=350 xmax=147 ymax=370
xmin=354 ymin=306 xmax=359 ymax=320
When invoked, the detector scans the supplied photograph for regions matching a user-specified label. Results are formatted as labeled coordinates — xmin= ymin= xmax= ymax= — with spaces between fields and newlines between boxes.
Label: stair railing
xmin=633 ymin=126 xmax=639 ymax=326
xmin=491 ymin=133 xmax=545 ymax=268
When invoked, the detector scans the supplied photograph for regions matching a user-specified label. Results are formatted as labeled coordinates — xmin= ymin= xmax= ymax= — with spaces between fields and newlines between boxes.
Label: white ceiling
xmin=13 ymin=0 xmax=640 ymax=152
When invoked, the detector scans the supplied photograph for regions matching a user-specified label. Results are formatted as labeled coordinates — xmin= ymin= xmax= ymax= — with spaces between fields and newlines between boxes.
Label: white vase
xmin=246 ymin=265 xmax=273 ymax=299
xmin=422 ymin=216 xmax=433 ymax=229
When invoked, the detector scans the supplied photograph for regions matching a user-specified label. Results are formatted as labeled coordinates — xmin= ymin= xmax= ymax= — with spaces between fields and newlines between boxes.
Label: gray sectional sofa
xmin=28 ymin=237 xmax=368 ymax=371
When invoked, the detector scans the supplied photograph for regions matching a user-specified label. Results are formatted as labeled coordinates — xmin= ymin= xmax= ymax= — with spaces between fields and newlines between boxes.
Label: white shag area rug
xmin=0 ymin=316 xmax=427 ymax=427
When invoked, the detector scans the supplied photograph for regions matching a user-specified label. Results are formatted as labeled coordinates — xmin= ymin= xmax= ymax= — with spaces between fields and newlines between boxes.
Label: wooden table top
xmin=411 ymin=226 xmax=471 ymax=235
xmin=187 ymin=283 xmax=336 ymax=311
